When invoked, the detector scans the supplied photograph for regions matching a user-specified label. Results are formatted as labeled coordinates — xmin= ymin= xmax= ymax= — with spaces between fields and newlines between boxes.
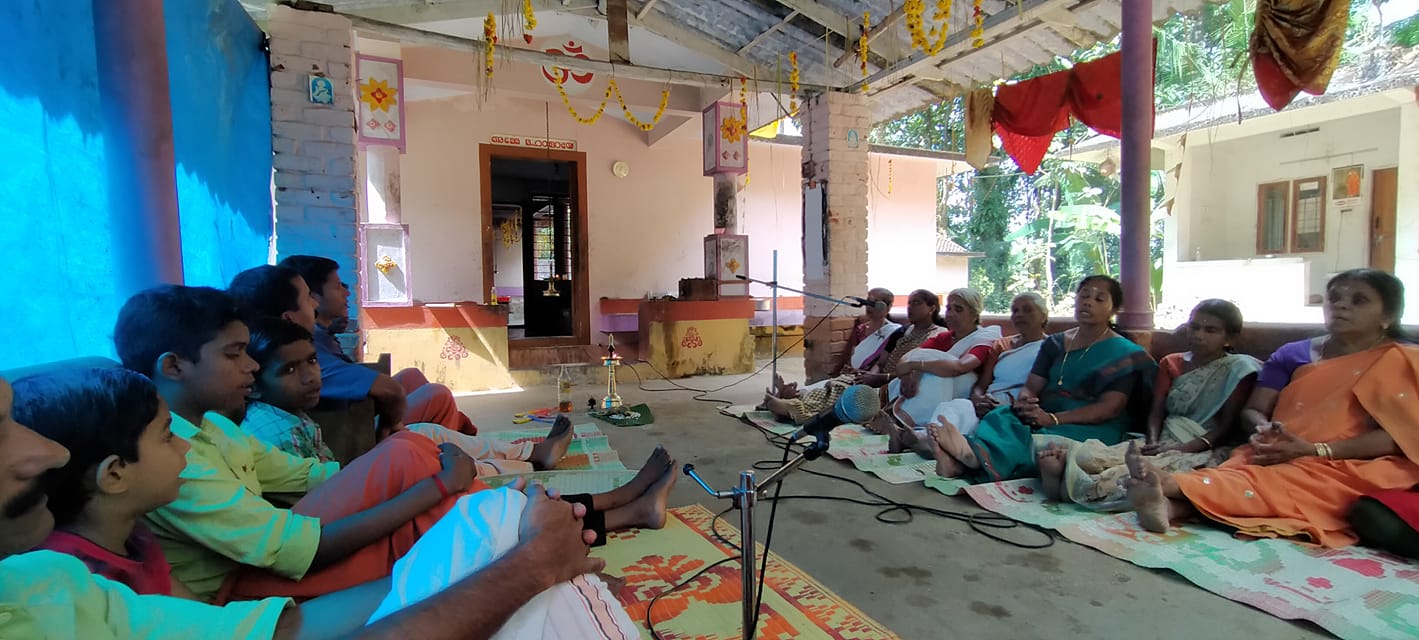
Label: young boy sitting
xmin=22 ymin=368 xmax=191 ymax=596
xmin=0 ymin=372 xmax=627 ymax=639
xmin=115 ymin=284 xmax=484 ymax=603
xmin=277 ymin=254 xmax=477 ymax=435
xmin=229 ymin=266 xmax=570 ymax=474
xmin=115 ymin=284 xmax=677 ymax=604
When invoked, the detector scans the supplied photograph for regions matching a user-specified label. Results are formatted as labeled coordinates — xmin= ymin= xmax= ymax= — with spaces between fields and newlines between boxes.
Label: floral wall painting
xmin=357 ymin=54 xmax=406 ymax=151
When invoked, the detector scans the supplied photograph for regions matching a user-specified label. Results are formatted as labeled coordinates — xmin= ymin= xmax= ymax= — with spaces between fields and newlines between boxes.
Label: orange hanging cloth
xmin=1251 ymin=0 xmax=1351 ymax=111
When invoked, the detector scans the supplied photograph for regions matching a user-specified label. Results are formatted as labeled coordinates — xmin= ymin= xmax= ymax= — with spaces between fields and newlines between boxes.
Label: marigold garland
xmin=904 ymin=0 xmax=951 ymax=56
xmin=857 ymin=10 xmax=868 ymax=90
xmin=523 ymin=0 xmax=536 ymax=32
xmin=888 ymin=158 xmax=894 ymax=194
xmin=788 ymin=51 xmax=800 ymax=114
xmin=554 ymin=75 xmax=611 ymax=124
xmin=554 ymin=75 xmax=669 ymax=130
xmin=971 ymin=0 xmax=985 ymax=48
xmin=483 ymin=13 xmax=497 ymax=79
xmin=611 ymin=79 xmax=670 ymax=131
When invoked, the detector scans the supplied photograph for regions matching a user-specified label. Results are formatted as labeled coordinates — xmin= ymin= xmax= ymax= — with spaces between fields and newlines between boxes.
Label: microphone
xmin=847 ymin=296 xmax=887 ymax=310
xmin=791 ymin=384 xmax=881 ymax=458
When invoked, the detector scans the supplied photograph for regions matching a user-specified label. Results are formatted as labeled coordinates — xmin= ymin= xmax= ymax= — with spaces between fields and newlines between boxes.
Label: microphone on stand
xmin=846 ymin=296 xmax=887 ymax=310
xmin=791 ymin=384 xmax=881 ymax=459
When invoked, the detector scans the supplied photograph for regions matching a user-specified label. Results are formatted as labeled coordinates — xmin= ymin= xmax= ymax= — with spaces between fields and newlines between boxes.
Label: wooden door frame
xmin=480 ymin=144 xmax=590 ymax=348
xmin=1370 ymin=166 xmax=1399 ymax=272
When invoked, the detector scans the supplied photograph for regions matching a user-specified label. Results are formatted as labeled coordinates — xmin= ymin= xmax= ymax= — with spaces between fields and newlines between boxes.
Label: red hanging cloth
xmin=992 ymin=71 xmax=1070 ymax=175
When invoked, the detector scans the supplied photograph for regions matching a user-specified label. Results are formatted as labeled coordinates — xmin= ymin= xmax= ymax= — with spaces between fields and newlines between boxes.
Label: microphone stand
xmin=735 ymin=262 xmax=861 ymax=390
xmin=682 ymin=437 xmax=828 ymax=640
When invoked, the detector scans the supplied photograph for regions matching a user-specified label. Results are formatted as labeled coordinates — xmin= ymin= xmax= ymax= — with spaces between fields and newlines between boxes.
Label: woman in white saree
xmin=875 ymin=289 xmax=1000 ymax=449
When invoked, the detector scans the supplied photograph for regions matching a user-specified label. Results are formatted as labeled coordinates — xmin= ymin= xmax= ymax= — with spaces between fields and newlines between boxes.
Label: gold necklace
xmin=1057 ymin=328 xmax=1105 ymax=386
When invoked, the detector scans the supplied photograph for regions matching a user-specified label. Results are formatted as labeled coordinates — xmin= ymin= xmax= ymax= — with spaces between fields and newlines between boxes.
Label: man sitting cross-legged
xmin=230 ymin=267 xmax=570 ymax=474
xmin=0 ymin=371 xmax=627 ymax=639
xmin=277 ymin=254 xmax=476 ymax=436
xmin=114 ymin=285 xmax=677 ymax=603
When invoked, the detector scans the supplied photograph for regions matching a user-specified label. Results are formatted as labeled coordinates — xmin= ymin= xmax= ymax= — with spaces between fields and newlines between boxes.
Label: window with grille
xmin=559 ymin=200 xmax=574 ymax=279
xmin=1255 ymin=177 xmax=1325 ymax=255
xmin=532 ymin=207 xmax=555 ymax=280
xmin=1291 ymin=177 xmax=1326 ymax=252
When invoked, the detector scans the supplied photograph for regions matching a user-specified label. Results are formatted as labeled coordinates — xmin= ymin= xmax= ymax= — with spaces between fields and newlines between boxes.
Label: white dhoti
xmin=367 ymin=488 xmax=638 ymax=639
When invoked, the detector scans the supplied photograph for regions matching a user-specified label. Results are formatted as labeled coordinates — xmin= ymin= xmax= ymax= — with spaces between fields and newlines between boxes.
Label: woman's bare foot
xmin=1037 ymin=444 xmax=1068 ymax=501
xmin=593 ymin=446 xmax=672 ymax=510
xmin=762 ymin=395 xmax=796 ymax=422
xmin=930 ymin=419 xmax=979 ymax=469
xmin=529 ymin=415 xmax=574 ymax=470
xmin=927 ymin=423 xmax=966 ymax=477
xmin=867 ymin=411 xmax=897 ymax=435
xmin=604 ymin=460 xmax=678 ymax=531
xmin=1123 ymin=441 xmax=1171 ymax=533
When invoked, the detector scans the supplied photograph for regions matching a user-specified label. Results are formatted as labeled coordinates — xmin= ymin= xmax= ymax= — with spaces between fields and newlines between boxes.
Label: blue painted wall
xmin=166 ymin=0 xmax=273 ymax=288
xmin=0 ymin=2 xmax=114 ymax=369
xmin=0 ymin=0 xmax=273 ymax=369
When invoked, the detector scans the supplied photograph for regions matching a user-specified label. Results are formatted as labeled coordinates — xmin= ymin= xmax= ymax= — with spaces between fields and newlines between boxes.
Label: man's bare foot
xmin=593 ymin=446 xmax=672 ymax=510
xmin=1037 ymin=444 xmax=1068 ymax=501
xmin=1123 ymin=441 xmax=1170 ymax=533
xmin=606 ymin=461 xmax=678 ymax=531
xmin=529 ymin=415 xmax=574 ymax=470
xmin=930 ymin=419 xmax=979 ymax=469
xmin=927 ymin=423 xmax=966 ymax=477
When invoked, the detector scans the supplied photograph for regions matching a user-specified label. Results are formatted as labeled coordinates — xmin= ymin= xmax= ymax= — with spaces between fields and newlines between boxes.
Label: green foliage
xmin=874 ymin=0 xmax=1404 ymax=315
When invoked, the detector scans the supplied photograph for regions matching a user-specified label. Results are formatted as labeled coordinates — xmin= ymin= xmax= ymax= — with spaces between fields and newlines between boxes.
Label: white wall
xmin=1182 ymin=108 xmax=1399 ymax=299
xmin=934 ymin=255 xmax=971 ymax=292
xmin=868 ymin=152 xmax=939 ymax=296
xmin=397 ymin=51 xmax=945 ymax=335
xmin=1392 ymin=100 xmax=1419 ymax=325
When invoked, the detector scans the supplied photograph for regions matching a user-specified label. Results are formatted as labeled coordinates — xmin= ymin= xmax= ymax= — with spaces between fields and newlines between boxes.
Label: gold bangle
xmin=1198 ymin=435 xmax=1213 ymax=450
xmin=1048 ymin=412 xmax=1060 ymax=426
xmin=1320 ymin=442 xmax=1334 ymax=459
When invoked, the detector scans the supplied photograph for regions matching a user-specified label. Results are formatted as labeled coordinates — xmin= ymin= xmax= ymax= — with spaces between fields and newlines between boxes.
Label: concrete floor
xmin=457 ymin=357 xmax=1328 ymax=640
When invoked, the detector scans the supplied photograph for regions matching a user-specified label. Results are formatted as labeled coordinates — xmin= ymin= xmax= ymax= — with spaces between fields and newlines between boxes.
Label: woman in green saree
xmin=1041 ymin=299 xmax=1261 ymax=510
xmin=926 ymin=276 xmax=1157 ymax=482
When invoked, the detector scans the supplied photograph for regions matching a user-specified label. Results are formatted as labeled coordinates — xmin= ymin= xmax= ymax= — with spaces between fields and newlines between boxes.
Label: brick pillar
xmin=267 ymin=5 xmax=359 ymax=317
xmin=802 ymin=91 xmax=870 ymax=382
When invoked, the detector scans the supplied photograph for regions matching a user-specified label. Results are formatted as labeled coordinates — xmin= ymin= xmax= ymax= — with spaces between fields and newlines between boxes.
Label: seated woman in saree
xmin=763 ymin=289 xmax=945 ymax=425
xmin=926 ymin=275 xmax=1157 ymax=481
xmin=1124 ymin=269 xmax=1419 ymax=548
xmin=1038 ymin=299 xmax=1261 ymax=509
xmin=971 ymin=292 xmax=1051 ymax=418
xmin=873 ymin=289 xmax=1000 ymax=453
xmin=767 ymin=288 xmax=899 ymax=401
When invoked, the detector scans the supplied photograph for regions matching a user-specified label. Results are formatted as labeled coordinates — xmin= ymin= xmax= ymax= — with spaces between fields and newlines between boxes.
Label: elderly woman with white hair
xmin=874 ymin=288 xmax=1001 ymax=450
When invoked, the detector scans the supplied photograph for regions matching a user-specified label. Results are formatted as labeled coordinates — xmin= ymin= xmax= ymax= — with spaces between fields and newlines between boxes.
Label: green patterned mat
xmin=722 ymin=405 xmax=970 ymax=491
xmin=967 ymin=479 xmax=1419 ymax=640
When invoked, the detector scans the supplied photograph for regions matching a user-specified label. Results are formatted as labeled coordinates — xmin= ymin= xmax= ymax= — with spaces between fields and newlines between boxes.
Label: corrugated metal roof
xmin=310 ymin=0 xmax=1219 ymax=125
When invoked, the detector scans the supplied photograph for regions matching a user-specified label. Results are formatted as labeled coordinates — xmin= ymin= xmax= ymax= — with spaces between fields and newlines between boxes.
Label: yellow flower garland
xmin=523 ymin=0 xmax=536 ymax=32
xmin=554 ymin=76 xmax=670 ymax=130
xmin=887 ymin=158 xmax=893 ymax=194
xmin=972 ymin=0 xmax=985 ymax=48
xmin=555 ymin=75 xmax=612 ymax=124
xmin=904 ymin=0 xmax=951 ymax=56
xmin=788 ymin=51 xmax=799 ymax=114
xmin=610 ymin=79 xmax=671 ymax=131
xmin=859 ymin=11 xmax=870 ymax=89
xmin=483 ymin=13 xmax=496 ymax=79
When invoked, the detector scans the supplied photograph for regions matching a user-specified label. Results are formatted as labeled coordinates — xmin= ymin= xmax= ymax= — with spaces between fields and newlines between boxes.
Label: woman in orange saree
xmin=1125 ymin=269 xmax=1419 ymax=548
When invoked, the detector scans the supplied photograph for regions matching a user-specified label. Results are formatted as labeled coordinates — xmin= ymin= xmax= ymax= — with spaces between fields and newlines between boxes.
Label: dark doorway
xmin=481 ymin=146 xmax=589 ymax=346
